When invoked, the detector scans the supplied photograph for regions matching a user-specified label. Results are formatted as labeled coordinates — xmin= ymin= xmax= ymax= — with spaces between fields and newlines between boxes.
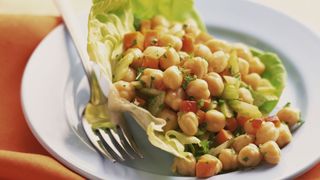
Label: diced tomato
xmin=181 ymin=34 xmax=194 ymax=53
xmin=202 ymin=99 xmax=212 ymax=110
xmin=144 ymin=30 xmax=159 ymax=48
xmin=226 ymin=118 xmax=238 ymax=132
xmin=140 ymin=20 xmax=151 ymax=34
xmin=196 ymin=110 xmax=206 ymax=124
xmin=134 ymin=97 xmax=146 ymax=106
xmin=141 ymin=57 xmax=159 ymax=69
xmin=196 ymin=160 xmax=216 ymax=178
xmin=264 ymin=115 xmax=281 ymax=127
xmin=154 ymin=80 xmax=166 ymax=91
xmin=251 ymin=118 xmax=264 ymax=129
xmin=237 ymin=116 xmax=251 ymax=127
xmin=216 ymin=129 xmax=234 ymax=145
xmin=219 ymin=68 xmax=231 ymax=77
xmin=123 ymin=32 xmax=144 ymax=50
xmin=180 ymin=100 xmax=197 ymax=113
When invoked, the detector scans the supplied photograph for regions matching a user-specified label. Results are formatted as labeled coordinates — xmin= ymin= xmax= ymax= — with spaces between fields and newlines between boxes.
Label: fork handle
xmin=54 ymin=0 xmax=94 ymax=80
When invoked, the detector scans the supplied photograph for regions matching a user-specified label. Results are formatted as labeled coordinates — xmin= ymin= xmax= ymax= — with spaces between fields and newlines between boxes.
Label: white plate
xmin=21 ymin=0 xmax=320 ymax=179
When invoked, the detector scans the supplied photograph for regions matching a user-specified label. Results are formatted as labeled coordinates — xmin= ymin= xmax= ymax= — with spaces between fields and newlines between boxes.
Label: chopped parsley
xmin=242 ymin=157 xmax=249 ymax=162
xmin=197 ymin=99 xmax=205 ymax=108
xmin=150 ymin=76 xmax=156 ymax=87
xmin=182 ymin=74 xmax=196 ymax=89
xmin=284 ymin=102 xmax=291 ymax=108
xmin=135 ymin=67 xmax=145 ymax=80
xmin=131 ymin=39 xmax=137 ymax=47
xmin=185 ymin=140 xmax=212 ymax=158
xmin=163 ymin=53 xmax=167 ymax=59
xmin=151 ymin=38 xmax=158 ymax=45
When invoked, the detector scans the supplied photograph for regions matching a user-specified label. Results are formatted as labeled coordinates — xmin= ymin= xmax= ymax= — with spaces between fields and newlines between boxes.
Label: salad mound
xmin=86 ymin=0 xmax=302 ymax=177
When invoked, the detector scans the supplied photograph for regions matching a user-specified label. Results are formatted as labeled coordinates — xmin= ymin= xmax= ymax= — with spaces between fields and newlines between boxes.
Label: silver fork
xmin=54 ymin=0 xmax=143 ymax=162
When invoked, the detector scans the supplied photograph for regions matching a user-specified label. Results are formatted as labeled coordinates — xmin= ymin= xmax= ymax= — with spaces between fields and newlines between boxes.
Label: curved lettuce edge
xmin=88 ymin=0 xmax=206 ymax=84
xmin=131 ymin=0 xmax=206 ymax=31
xmin=86 ymin=0 xmax=205 ymax=160
xmin=250 ymin=47 xmax=287 ymax=114
xmin=108 ymin=87 xmax=200 ymax=159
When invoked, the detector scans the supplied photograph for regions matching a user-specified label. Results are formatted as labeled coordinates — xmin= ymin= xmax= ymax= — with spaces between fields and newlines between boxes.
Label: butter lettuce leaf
xmin=131 ymin=0 xmax=205 ymax=31
xmin=250 ymin=48 xmax=287 ymax=114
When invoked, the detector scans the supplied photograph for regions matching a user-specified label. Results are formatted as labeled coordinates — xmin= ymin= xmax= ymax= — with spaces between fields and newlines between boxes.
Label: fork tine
xmin=105 ymin=128 xmax=135 ymax=160
xmin=81 ymin=117 xmax=116 ymax=162
xmin=96 ymin=129 xmax=125 ymax=161
xmin=117 ymin=125 xmax=144 ymax=159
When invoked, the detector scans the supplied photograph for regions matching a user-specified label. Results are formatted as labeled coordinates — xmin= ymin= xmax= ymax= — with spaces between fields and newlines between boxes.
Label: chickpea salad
xmin=85 ymin=0 xmax=304 ymax=178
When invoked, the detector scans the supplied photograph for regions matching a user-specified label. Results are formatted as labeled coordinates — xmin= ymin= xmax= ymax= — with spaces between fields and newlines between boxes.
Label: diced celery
xmin=228 ymin=100 xmax=262 ymax=118
xmin=147 ymin=92 xmax=165 ymax=115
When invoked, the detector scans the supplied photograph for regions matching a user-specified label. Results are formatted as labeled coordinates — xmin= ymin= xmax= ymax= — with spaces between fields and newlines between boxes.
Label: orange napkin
xmin=0 ymin=15 xmax=83 ymax=180
xmin=0 ymin=14 xmax=318 ymax=179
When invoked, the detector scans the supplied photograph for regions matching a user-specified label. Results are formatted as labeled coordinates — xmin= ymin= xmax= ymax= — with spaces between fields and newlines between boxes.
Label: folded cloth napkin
xmin=0 ymin=15 xmax=83 ymax=180
xmin=0 ymin=14 xmax=318 ymax=180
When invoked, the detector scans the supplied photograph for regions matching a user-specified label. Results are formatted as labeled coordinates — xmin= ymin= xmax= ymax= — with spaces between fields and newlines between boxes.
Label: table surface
xmin=0 ymin=0 xmax=319 ymax=179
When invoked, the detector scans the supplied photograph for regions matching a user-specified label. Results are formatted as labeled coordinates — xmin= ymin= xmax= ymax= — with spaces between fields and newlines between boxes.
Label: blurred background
xmin=0 ymin=0 xmax=319 ymax=33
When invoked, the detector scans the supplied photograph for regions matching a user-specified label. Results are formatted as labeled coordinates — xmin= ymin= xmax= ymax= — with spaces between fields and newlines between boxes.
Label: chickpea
xmin=239 ymin=87 xmax=254 ymax=104
xmin=178 ymin=51 xmax=190 ymax=63
xmin=151 ymin=15 xmax=170 ymax=28
xmin=122 ymin=67 xmax=136 ymax=82
xmin=158 ymin=108 xmax=178 ymax=132
xmin=207 ymin=51 xmax=229 ymax=73
xmin=232 ymin=134 xmax=255 ymax=153
xmin=218 ymin=149 xmax=239 ymax=171
xmin=243 ymin=73 xmax=261 ymax=90
xmin=143 ymin=46 xmax=166 ymax=60
xmin=153 ymin=25 xmax=169 ymax=34
xmin=163 ymin=66 xmax=183 ymax=90
xmin=140 ymin=68 xmax=163 ymax=88
xmin=113 ymin=80 xmax=135 ymax=101
xmin=250 ymin=57 xmax=265 ymax=75
xmin=125 ymin=48 xmax=143 ymax=68
xmin=178 ymin=112 xmax=199 ymax=136
xmin=183 ymin=57 xmax=208 ymax=79
xmin=203 ymin=72 xmax=224 ymax=97
xmin=159 ymin=47 xmax=180 ymax=70
xmin=172 ymin=154 xmax=196 ymax=176
xmin=259 ymin=141 xmax=281 ymax=164
xmin=186 ymin=79 xmax=210 ymax=100
xmin=255 ymin=122 xmax=280 ymax=145
xmin=233 ymin=43 xmax=253 ymax=62
xmin=243 ymin=120 xmax=255 ymax=135
xmin=158 ymin=34 xmax=183 ymax=51
xmin=169 ymin=23 xmax=184 ymax=37
xmin=194 ymin=44 xmax=211 ymax=60
xmin=195 ymin=32 xmax=213 ymax=44
xmin=183 ymin=19 xmax=200 ymax=37
xmin=165 ymin=88 xmax=186 ymax=111
xmin=205 ymin=39 xmax=232 ymax=53
xmin=238 ymin=57 xmax=250 ymax=76
xmin=276 ymin=123 xmax=292 ymax=148
xmin=238 ymin=143 xmax=262 ymax=167
xmin=277 ymin=107 xmax=300 ymax=127
xmin=205 ymin=110 xmax=226 ymax=132
xmin=196 ymin=154 xmax=222 ymax=177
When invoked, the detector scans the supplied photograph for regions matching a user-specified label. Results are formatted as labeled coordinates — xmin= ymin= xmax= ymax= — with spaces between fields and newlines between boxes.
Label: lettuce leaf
xmin=131 ymin=0 xmax=206 ymax=31
xmin=87 ymin=0 xmax=205 ymax=160
xmin=250 ymin=48 xmax=286 ymax=114
xmin=107 ymin=87 xmax=200 ymax=159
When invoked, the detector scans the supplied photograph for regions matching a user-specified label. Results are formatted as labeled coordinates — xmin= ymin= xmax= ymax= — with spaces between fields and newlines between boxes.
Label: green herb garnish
xmin=182 ymin=74 xmax=196 ymax=89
